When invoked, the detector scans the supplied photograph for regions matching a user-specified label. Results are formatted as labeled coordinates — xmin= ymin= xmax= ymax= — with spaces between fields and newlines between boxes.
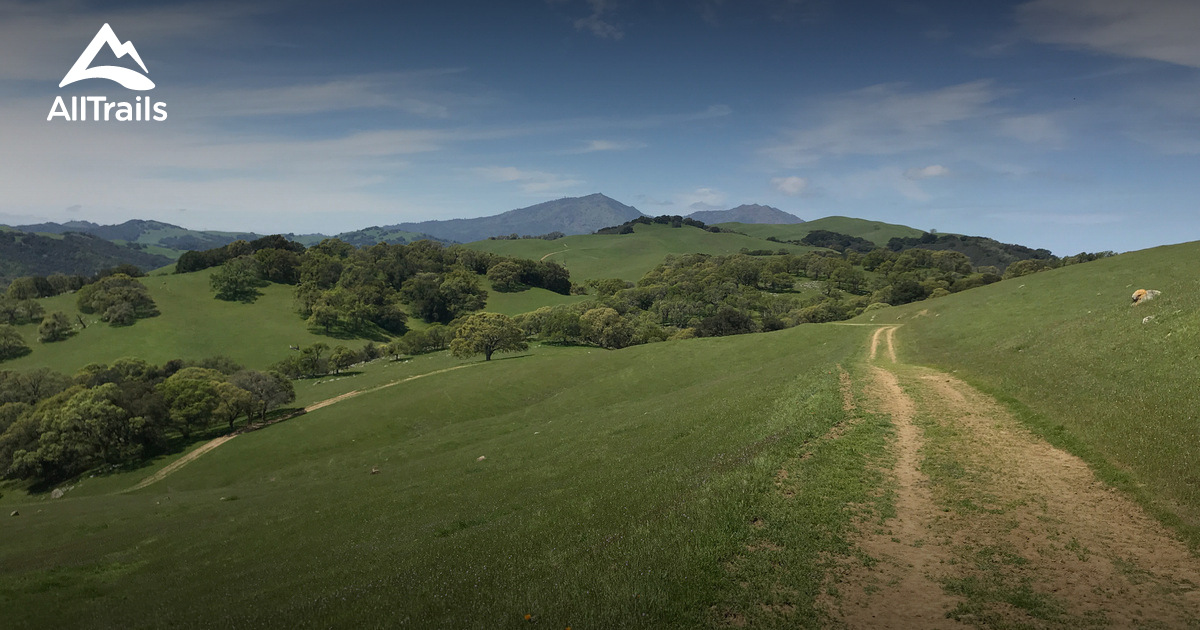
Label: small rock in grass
xmin=9 ymin=510 xmax=17 ymax=517
xmin=476 ymin=455 xmax=486 ymax=462
xmin=1143 ymin=316 xmax=1154 ymax=324
xmin=370 ymin=466 xmax=380 ymax=475
xmin=51 ymin=488 xmax=64 ymax=499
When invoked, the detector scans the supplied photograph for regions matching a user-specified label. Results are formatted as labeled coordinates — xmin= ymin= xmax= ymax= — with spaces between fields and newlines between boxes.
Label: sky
xmin=1 ymin=0 xmax=1199 ymax=254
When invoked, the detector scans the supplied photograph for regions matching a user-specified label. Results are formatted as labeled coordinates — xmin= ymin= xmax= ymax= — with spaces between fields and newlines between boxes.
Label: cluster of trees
xmin=190 ymin=236 xmax=572 ymax=333
xmin=0 ymin=358 xmax=294 ymax=484
xmin=486 ymin=231 xmax=565 ymax=241
xmin=595 ymin=215 xmax=724 ymax=235
xmin=271 ymin=341 xmax=386 ymax=378
xmin=76 ymin=274 xmax=158 ymax=326
xmin=4 ymin=264 xmax=146 ymax=301
xmin=508 ymin=246 xmax=1031 ymax=350
xmin=791 ymin=230 xmax=877 ymax=253
xmin=176 ymin=234 xmax=305 ymax=276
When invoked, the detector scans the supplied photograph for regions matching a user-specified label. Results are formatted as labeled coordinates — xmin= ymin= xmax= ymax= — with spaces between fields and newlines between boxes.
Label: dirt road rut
xmin=827 ymin=325 xmax=1200 ymax=628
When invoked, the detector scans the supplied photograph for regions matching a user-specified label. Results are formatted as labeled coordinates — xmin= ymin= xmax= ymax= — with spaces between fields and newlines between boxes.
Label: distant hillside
xmin=885 ymin=232 xmax=1055 ymax=272
xmin=468 ymin=222 xmax=816 ymax=281
xmin=722 ymin=216 xmax=924 ymax=246
xmin=14 ymin=219 xmax=261 ymax=252
xmin=0 ymin=230 xmax=173 ymax=283
xmin=688 ymin=204 xmax=803 ymax=225
xmin=378 ymin=193 xmax=644 ymax=243
xmin=330 ymin=226 xmax=451 ymax=248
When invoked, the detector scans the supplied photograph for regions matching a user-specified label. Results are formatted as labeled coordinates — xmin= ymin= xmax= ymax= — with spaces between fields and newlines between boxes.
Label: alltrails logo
xmin=47 ymin=23 xmax=167 ymax=122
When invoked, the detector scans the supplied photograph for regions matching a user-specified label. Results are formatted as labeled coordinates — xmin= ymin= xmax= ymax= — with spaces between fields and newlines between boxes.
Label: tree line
xmin=190 ymin=236 xmax=572 ymax=334
xmin=0 ymin=357 xmax=294 ymax=484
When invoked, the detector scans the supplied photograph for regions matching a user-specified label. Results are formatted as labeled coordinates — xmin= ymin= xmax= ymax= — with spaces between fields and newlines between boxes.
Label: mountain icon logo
xmin=59 ymin=23 xmax=155 ymax=91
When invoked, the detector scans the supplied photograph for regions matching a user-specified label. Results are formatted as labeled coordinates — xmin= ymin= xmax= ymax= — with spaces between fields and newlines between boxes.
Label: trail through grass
xmin=823 ymin=323 xmax=1200 ymax=628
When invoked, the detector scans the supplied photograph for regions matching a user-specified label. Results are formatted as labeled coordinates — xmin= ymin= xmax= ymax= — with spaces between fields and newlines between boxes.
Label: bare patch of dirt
xmin=914 ymin=372 xmax=1200 ymax=627
xmin=825 ymin=323 xmax=1200 ymax=628
xmin=823 ymin=363 xmax=963 ymax=629
xmin=839 ymin=365 xmax=856 ymax=413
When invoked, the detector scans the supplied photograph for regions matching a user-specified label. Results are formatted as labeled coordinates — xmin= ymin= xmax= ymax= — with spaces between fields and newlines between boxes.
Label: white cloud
xmin=678 ymin=187 xmax=726 ymax=211
xmin=763 ymin=81 xmax=999 ymax=166
xmin=1000 ymin=114 xmax=1066 ymax=146
xmin=566 ymin=139 xmax=646 ymax=153
xmin=574 ymin=0 xmax=623 ymax=39
xmin=770 ymin=176 xmax=809 ymax=195
xmin=472 ymin=166 xmax=584 ymax=194
xmin=1018 ymin=0 xmax=1200 ymax=68
xmin=182 ymin=72 xmax=471 ymax=119
xmin=904 ymin=164 xmax=950 ymax=180
xmin=832 ymin=167 xmax=935 ymax=203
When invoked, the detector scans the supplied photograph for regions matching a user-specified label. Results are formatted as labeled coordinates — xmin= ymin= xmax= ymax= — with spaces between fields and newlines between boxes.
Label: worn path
xmin=126 ymin=364 xmax=476 ymax=491
xmin=826 ymin=325 xmax=1200 ymax=628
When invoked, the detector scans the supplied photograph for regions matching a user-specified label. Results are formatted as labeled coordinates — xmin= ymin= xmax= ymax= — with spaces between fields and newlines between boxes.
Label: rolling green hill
xmin=722 ymin=216 xmax=924 ymax=246
xmin=467 ymin=222 xmax=816 ymax=281
xmin=866 ymin=240 xmax=1200 ymax=536
xmin=2 ymin=269 xmax=588 ymax=375
xmin=0 ymin=323 xmax=879 ymax=628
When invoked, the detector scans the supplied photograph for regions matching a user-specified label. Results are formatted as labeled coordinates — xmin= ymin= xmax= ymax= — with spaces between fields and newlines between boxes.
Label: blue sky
xmin=1 ymin=0 xmax=1199 ymax=254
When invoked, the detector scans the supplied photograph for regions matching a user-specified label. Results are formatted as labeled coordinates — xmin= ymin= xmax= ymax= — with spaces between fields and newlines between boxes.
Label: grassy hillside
xmin=468 ymin=223 xmax=815 ymax=281
xmin=3 ymin=270 xmax=589 ymax=374
xmin=869 ymin=241 xmax=1200 ymax=537
xmin=5 ymin=270 xmax=335 ymax=373
xmin=722 ymin=216 xmax=924 ymax=246
xmin=0 ymin=323 xmax=885 ymax=628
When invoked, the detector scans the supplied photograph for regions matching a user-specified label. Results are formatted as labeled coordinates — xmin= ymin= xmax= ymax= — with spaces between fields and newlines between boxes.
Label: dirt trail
xmin=827 ymin=325 xmax=1200 ymax=628
xmin=126 ymin=364 xmax=476 ymax=492
xmin=539 ymin=245 xmax=568 ymax=261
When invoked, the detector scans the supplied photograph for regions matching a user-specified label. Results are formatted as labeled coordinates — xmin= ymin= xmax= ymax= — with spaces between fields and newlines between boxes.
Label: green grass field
xmin=0 ymin=323 xmax=884 ymax=628
xmin=721 ymin=216 xmax=925 ymax=246
xmin=6 ymin=269 xmax=335 ymax=373
xmin=868 ymin=240 xmax=1200 ymax=539
xmin=466 ymin=223 xmax=816 ymax=281
xmin=3 ymin=270 xmax=590 ymax=375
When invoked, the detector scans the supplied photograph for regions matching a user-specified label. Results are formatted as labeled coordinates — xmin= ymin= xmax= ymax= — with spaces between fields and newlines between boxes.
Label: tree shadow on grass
xmin=486 ymin=353 xmax=534 ymax=363
xmin=308 ymin=322 xmax=391 ymax=342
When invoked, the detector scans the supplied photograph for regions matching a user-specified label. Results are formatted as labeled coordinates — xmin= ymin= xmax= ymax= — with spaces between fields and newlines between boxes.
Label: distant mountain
xmin=14 ymin=219 xmax=263 ymax=253
xmin=686 ymin=204 xmax=803 ymax=225
xmin=0 ymin=230 xmax=173 ymax=282
xmin=374 ymin=193 xmax=645 ymax=243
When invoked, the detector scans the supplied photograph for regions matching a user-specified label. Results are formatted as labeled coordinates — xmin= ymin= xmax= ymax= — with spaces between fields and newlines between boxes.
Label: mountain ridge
xmin=686 ymin=204 xmax=803 ymax=225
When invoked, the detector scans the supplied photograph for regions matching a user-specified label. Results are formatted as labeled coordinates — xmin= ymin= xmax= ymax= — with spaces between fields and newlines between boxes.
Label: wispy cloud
xmin=904 ymin=164 xmax=950 ymax=180
xmin=770 ymin=175 xmax=809 ymax=195
xmin=986 ymin=210 xmax=1125 ymax=226
xmin=1018 ymin=0 xmax=1200 ymax=68
xmin=564 ymin=139 xmax=646 ymax=154
xmin=833 ymin=167 xmax=938 ymax=203
xmin=183 ymin=71 xmax=475 ymax=119
xmin=763 ymin=80 xmax=999 ymax=166
xmin=678 ymin=187 xmax=726 ymax=211
xmin=472 ymin=166 xmax=584 ymax=194
xmin=574 ymin=0 xmax=623 ymax=39
xmin=1000 ymin=114 xmax=1066 ymax=146
xmin=0 ymin=0 xmax=264 ymax=82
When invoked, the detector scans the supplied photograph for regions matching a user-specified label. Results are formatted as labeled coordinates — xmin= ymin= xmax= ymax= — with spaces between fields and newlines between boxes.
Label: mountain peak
xmin=686 ymin=204 xmax=804 ymax=225
xmin=376 ymin=193 xmax=645 ymax=242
